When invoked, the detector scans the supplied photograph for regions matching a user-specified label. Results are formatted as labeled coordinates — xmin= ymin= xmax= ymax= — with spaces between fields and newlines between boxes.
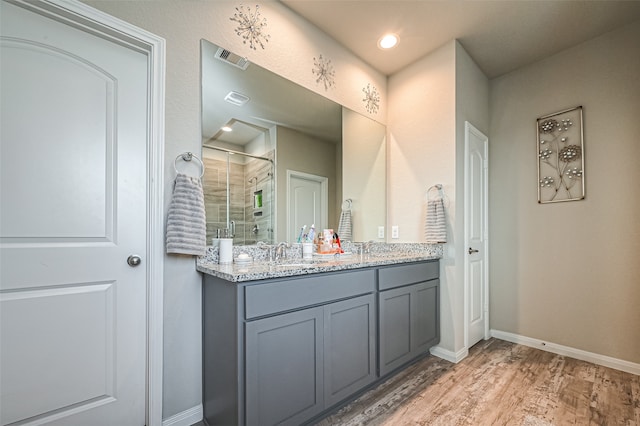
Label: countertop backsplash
xmin=199 ymin=242 xmax=443 ymax=264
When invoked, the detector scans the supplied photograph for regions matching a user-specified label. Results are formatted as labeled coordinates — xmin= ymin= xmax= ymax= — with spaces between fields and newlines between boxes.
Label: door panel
xmin=0 ymin=38 xmax=112 ymax=240
xmin=0 ymin=2 xmax=148 ymax=424
xmin=470 ymin=262 xmax=484 ymax=323
xmin=1 ymin=284 xmax=115 ymax=424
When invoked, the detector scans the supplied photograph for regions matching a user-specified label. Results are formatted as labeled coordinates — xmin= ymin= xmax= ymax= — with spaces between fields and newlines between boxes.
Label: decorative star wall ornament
xmin=312 ymin=54 xmax=336 ymax=91
xmin=362 ymin=83 xmax=380 ymax=114
xmin=230 ymin=4 xmax=271 ymax=50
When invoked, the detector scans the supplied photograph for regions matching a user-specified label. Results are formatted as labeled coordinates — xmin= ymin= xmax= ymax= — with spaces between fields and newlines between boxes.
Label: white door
xmin=287 ymin=171 xmax=327 ymax=243
xmin=1 ymin=2 xmax=150 ymax=424
xmin=464 ymin=122 xmax=489 ymax=349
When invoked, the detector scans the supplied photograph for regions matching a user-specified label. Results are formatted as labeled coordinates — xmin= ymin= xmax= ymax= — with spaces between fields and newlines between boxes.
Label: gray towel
xmin=166 ymin=174 xmax=206 ymax=255
xmin=337 ymin=209 xmax=352 ymax=242
xmin=425 ymin=198 xmax=447 ymax=243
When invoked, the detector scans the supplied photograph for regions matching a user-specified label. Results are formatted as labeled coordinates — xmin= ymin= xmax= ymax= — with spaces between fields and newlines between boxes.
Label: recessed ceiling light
xmin=221 ymin=126 xmax=233 ymax=132
xmin=378 ymin=33 xmax=399 ymax=49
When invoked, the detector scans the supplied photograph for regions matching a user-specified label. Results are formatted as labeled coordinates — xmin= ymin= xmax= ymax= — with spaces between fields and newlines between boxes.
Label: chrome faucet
xmin=275 ymin=242 xmax=289 ymax=261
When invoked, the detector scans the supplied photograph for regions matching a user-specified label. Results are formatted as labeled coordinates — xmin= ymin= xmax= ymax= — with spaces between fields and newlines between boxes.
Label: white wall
xmin=453 ymin=42 xmax=490 ymax=354
xmin=84 ymin=1 xmax=386 ymax=420
xmin=387 ymin=42 xmax=456 ymax=246
xmin=342 ymin=108 xmax=386 ymax=241
xmin=387 ymin=41 xmax=489 ymax=359
xmin=489 ymin=21 xmax=640 ymax=364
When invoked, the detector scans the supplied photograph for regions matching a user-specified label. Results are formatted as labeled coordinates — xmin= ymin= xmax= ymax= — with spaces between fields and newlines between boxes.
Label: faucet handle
xmin=362 ymin=240 xmax=375 ymax=253
xmin=258 ymin=242 xmax=275 ymax=262
xmin=275 ymin=242 xmax=290 ymax=260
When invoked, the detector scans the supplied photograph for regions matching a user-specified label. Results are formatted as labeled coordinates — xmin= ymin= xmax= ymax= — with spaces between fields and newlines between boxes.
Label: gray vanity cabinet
xmin=378 ymin=261 xmax=440 ymax=376
xmin=203 ymin=260 xmax=438 ymax=426
xmin=203 ymin=269 xmax=376 ymax=426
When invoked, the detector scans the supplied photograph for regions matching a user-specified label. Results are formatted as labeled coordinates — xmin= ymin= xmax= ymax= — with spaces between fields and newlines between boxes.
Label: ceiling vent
xmin=214 ymin=47 xmax=250 ymax=70
xmin=224 ymin=91 xmax=250 ymax=106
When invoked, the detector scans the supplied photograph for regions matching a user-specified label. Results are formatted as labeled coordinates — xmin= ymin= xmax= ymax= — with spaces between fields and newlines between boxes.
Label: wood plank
xmin=312 ymin=339 xmax=640 ymax=426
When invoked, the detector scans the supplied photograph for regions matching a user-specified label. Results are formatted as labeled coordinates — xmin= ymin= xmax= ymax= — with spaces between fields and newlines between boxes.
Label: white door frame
xmin=23 ymin=1 xmax=166 ymax=424
xmin=463 ymin=121 xmax=489 ymax=350
xmin=286 ymin=170 xmax=328 ymax=243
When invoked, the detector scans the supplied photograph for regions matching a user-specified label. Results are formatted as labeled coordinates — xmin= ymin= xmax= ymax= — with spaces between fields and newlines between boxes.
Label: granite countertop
xmin=196 ymin=242 xmax=443 ymax=283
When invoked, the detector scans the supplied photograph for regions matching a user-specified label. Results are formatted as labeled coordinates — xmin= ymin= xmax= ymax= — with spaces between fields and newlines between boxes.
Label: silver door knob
xmin=468 ymin=247 xmax=479 ymax=255
xmin=127 ymin=255 xmax=142 ymax=266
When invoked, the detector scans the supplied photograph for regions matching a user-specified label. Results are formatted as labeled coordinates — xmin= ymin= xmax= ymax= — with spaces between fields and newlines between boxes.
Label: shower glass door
xmin=202 ymin=147 xmax=274 ymax=245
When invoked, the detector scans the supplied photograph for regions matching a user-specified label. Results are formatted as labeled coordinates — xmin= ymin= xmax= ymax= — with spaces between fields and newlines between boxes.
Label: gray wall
xmin=489 ymin=21 xmax=640 ymax=363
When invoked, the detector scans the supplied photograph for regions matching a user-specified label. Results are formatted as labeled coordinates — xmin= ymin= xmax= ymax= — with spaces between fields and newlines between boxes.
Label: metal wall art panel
xmin=537 ymin=106 xmax=585 ymax=203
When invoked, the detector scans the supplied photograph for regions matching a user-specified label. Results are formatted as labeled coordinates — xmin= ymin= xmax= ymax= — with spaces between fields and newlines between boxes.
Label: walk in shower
xmin=202 ymin=146 xmax=274 ymax=245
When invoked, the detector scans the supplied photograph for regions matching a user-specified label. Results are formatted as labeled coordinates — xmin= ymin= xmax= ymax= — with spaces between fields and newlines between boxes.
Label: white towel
xmin=337 ymin=209 xmax=352 ymax=242
xmin=166 ymin=174 xmax=207 ymax=256
xmin=425 ymin=198 xmax=447 ymax=243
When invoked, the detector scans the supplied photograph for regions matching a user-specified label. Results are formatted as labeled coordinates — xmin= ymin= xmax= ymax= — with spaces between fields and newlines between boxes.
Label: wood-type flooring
xmin=313 ymin=338 xmax=640 ymax=426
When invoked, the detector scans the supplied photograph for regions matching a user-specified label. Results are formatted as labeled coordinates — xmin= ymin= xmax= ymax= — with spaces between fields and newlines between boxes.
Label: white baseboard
xmin=430 ymin=345 xmax=469 ymax=363
xmin=491 ymin=329 xmax=640 ymax=376
xmin=162 ymin=404 xmax=203 ymax=426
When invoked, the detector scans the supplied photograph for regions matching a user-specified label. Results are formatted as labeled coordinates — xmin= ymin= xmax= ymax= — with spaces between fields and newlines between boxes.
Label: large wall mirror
xmin=201 ymin=39 xmax=386 ymax=245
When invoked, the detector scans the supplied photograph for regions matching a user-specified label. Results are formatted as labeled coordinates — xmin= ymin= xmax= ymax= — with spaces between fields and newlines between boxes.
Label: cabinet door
xmin=412 ymin=280 xmax=440 ymax=354
xmin=245 ymin=307 xmax=324 ymax=426
xmin=379 ymin=280 xmax=440 ymax=376
xmin=379 ymin=285 xmax=413 ymax=376
xmin=323 ymin=294 xmax=376 ymax=407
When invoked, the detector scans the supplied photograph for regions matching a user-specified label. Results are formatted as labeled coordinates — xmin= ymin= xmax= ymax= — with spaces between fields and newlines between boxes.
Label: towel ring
xmin=427 ymin=184 xmax=443 ymax=200
xmin=342 ymin=199 xmax=352 ymax=210
xmin=174 ymin=152 xmax=205 ymax=179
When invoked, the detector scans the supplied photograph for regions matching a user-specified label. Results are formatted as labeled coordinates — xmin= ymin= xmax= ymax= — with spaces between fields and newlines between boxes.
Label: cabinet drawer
xmin=245 ymin=269 xmax=375 ymax=319
xmin=378 ymin=261 xmax=439 ymax=291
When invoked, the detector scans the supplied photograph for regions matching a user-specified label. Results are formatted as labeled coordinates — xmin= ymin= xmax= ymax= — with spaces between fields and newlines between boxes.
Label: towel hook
xmin=174 ymin=152 xmax=205 ymax=179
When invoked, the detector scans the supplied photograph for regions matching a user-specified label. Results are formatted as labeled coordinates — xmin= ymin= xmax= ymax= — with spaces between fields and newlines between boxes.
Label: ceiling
xmin=280 ymin=0 xmax=640 ymax=78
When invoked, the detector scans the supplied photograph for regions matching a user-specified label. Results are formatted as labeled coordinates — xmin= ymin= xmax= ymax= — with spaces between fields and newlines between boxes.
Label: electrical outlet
xmin=377 ymin=226 xmax=385 ymax=238
xmin=391 ymin=225 xmax=399 ymax=239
